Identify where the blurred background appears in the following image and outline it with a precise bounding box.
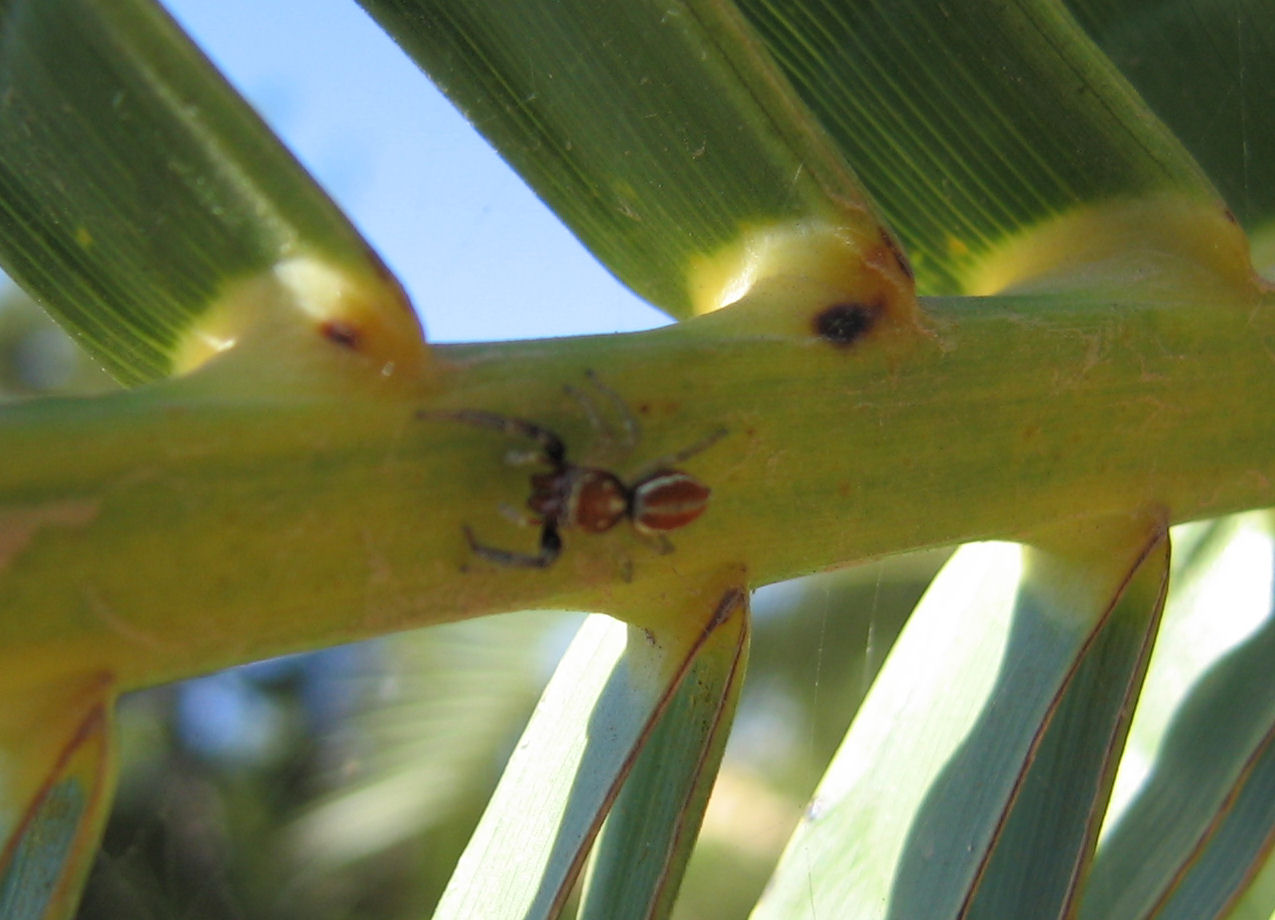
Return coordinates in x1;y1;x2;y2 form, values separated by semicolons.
0;1;946;916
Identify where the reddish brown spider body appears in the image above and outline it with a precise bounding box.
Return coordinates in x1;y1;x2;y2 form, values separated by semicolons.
530;466;626;533
530;465;711;537
421;389;723;568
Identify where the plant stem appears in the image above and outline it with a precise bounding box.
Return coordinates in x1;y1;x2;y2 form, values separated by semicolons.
3;282;1272;691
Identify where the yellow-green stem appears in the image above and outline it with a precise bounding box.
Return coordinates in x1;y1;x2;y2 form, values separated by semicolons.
3;283;1272;693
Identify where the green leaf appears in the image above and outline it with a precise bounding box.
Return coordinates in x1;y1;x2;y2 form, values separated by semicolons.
367;0;1250;299
580;592;749;920
357;0;911;321
753;518;1168;918
1167;743;1275;919
0;674;115;920
434;589;746;920
0;0;417;384
731;0;1245;295
1223;826;1275;920
967;530;1168;917
1065;0;1275;242
1081;515;1275;919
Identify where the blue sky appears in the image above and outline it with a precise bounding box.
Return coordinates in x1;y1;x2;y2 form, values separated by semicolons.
163;0;667;343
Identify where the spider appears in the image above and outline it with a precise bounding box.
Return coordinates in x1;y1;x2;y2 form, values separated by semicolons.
422;378;726;568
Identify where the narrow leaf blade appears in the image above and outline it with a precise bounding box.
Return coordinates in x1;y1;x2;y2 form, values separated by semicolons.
0;0;417;383
0;674;115;920
753;517;1167;919
967;530;1169;917
579;592;750;920
1066;0;1275;241
358;0;912;320
434;589;748;920
732;0;1246;295
1082;516;1275;919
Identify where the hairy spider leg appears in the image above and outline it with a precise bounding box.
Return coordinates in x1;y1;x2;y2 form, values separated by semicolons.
562;374;640;459
418;408;567;468
584;368;641;450
562;382;610;445
630;426;729;482
636;532;676;555
498;503;541;528
464;522;563;568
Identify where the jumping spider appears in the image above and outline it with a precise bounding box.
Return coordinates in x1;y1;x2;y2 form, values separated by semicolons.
422;375;726;568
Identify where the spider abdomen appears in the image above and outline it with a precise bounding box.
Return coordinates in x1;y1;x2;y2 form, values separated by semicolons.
630;471;711;534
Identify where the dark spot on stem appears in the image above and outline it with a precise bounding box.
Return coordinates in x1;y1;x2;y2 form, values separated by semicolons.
320;319;362;350
813;302;880;347
1223;208;1239;225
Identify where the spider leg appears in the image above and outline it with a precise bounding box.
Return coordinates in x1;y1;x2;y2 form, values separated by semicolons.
563;370;640;454
464;523;562;569
635;531;675;555
563;382;610;442
631;427;728;480
584;369;640;450
497;503;540;527
418;408;566;467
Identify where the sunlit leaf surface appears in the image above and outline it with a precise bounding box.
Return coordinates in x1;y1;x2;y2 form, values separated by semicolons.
580;593;749;920
1082;515;1275;919
755;520;1169;919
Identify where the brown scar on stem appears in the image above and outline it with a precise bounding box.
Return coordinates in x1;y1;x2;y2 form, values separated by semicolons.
880;228;915;283
813;301;883;347
320;319;363;349
0;500;101;574
0;682;114;884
